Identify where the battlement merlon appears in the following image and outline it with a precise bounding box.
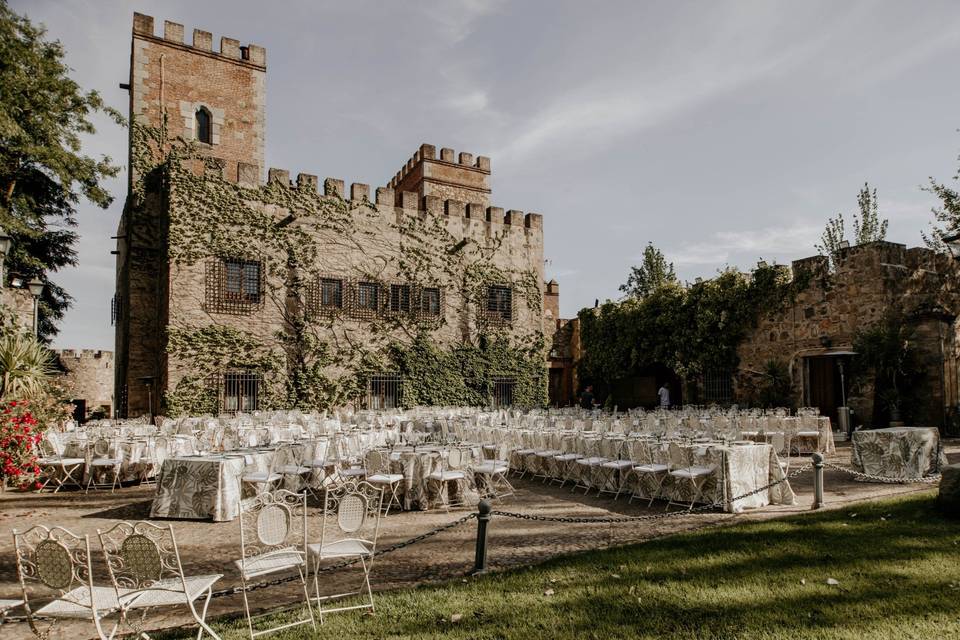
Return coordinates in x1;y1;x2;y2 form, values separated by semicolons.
387;144;492;207
132;13;266;67
54;349;114;361
259;166;542;233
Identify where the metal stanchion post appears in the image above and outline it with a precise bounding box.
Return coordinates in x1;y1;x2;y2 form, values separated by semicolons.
472;500;492;575
812;452;824;509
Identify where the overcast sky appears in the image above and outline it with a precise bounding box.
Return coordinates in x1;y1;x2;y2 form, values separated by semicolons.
14;0;960;350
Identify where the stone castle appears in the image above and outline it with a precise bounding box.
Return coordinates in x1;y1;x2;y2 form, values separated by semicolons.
113;14;550;417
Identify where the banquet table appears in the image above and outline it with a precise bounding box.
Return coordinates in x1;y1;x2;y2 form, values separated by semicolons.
62;435;197;483
385;447;481;511
851;427;947;480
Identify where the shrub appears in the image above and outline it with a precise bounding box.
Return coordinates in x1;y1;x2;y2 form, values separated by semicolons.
0;400;42;490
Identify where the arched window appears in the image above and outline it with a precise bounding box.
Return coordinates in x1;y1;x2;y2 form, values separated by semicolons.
195;107;212;144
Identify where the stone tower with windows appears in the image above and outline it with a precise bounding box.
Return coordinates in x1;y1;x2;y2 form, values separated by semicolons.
114;14;267;416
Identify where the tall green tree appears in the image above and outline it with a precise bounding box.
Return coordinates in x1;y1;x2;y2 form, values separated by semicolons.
0;1;121;340
619;242;677;299
816;182;887;269
923;146;960;251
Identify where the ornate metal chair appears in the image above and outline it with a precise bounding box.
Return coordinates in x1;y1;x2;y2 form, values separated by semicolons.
85;438;123;493
36;437;85;493
235;489;315;639
308;480;384;623
97;521;223;639
364;450;404;516
13;525;121;640
427;447;468;512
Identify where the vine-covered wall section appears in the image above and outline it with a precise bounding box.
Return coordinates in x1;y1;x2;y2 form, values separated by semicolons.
124;122;547;415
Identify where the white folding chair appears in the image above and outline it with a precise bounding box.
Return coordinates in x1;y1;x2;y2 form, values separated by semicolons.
36;438;85;493
85;438;122;494
13;525;120;640
364;450;404;516
666;443;716;511
629;443;671;507
309;480;384;623
427;448;468;511
598;440;635;499
236;490;315;639
97;521;222;639
572;439;607;495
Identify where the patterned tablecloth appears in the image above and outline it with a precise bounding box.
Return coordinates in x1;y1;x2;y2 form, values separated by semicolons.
62;436;197;483
851;427;947;480
386;448;481;511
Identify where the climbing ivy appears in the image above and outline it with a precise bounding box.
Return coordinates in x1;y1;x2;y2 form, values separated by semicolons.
126;121;546;415
578;264;812;390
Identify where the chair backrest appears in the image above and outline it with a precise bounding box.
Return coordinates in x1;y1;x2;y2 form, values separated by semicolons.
319;481;384;556
446;448;465;470
238;490;307;565
13;525;99;630
667;442;689;467
38;437;58;459
97;521;185;595
365;449;388;475
93;438;112;458
274;443;304;473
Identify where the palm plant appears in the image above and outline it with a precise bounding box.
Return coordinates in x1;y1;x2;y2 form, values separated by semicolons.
0;332;56;400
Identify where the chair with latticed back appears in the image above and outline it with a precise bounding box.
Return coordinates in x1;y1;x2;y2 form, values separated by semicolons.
427;447;469;512
35;437;85;493
364;450;404;516
85;438;122;494
308;480;384;623
235;489;315;639
13;525;121;640
97;521;223;639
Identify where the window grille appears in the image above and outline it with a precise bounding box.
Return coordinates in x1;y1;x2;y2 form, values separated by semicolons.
418;286;442;319
491;376;516;408
486;285;513;323
703;369;733;405
207;370;261;414
388;284;411;314
205;258;264;314
349;281;381;319
110;295;121;326
196;107;212;144
367;374;402;410
305;276;343;317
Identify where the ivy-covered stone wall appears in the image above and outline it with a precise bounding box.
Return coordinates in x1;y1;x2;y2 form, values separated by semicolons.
119;122;548;415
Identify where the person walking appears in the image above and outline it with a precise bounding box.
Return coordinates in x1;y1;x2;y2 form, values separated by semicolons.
580;384;596;410
657;382;671;409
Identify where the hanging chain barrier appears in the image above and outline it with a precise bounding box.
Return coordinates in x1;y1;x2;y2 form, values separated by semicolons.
209;512;477;599
822;461;943;485
490;463;813;524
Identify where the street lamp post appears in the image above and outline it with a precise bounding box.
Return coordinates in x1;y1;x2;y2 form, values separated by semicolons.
27;277;44;337
0;229;11;288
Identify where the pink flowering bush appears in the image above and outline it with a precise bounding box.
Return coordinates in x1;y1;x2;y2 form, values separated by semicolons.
0;400;43;490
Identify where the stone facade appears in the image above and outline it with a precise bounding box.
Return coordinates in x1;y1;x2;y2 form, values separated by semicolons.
736;241;960;429
0;287;34;332
114;13;547;417
54;350;114;421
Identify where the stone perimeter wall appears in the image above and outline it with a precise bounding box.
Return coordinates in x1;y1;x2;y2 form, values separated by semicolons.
54;350;114;419
736;241;960;426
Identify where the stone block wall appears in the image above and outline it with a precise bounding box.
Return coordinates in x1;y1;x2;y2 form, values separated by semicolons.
54;350;114;419
0;287;34;332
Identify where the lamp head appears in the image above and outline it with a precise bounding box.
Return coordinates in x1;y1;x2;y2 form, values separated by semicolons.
27;277;44;297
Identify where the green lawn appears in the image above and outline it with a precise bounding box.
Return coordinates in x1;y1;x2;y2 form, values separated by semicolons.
169;493;960;640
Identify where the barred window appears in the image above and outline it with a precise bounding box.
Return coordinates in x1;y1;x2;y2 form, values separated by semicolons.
420;287;441;317
357;282;379;311
367;374;402;410
196;107;212;144
222;370;260;413
389;284;411;313
321;278;343;308
486;285;513;322
205;258;264;314
492;376;516;408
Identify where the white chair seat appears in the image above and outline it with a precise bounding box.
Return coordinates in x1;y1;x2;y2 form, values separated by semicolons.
90;458;122;466
554;453;580;461
235;547;304;579
119;574;222;608
474;463;509;475
601;460;634;469
305;459;330;468
428;470;465;481
39;457;84;466
797;431;820;437
482;444;497;451
535;450;560;457
367;473;404;484
670;466;714;479
278;464;309;475
0;598;23;612
241;471;282;483
35;586;120;618
308;539;372;558
514;448;536;455
340;467;367;477
576;457;607;466
634;463;670;473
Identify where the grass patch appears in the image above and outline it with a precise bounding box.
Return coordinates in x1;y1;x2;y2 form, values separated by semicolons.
167;493;960;639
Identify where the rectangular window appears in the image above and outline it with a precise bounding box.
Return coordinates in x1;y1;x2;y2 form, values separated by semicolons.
486;285;513;322
492;376;516;408
420;287;441;317
367;374;402;410
223;371;260;413
320;278;343;308
357;282;379;311
205;257;263;314
389;284;411;313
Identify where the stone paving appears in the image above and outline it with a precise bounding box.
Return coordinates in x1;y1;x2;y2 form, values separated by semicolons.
0;441;954;639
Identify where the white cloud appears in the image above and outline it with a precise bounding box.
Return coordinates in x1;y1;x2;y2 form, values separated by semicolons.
669;223;822;267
